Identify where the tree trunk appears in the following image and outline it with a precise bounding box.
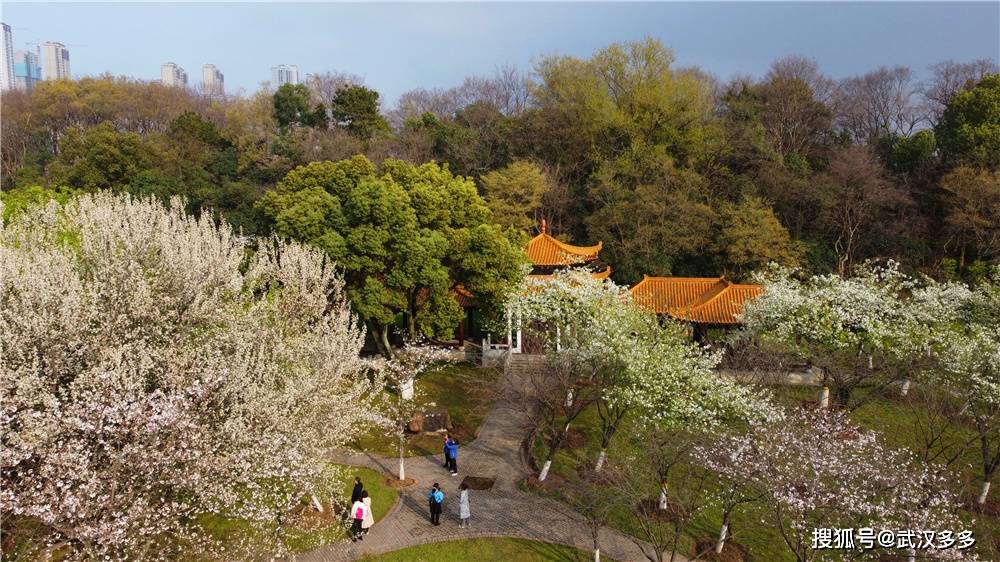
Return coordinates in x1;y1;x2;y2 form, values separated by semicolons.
369;322;395;359
593;548;600;562
539;423;570;481
977;480;991;505
399;432;406;480
539;460;552;481
716;510;731;554
310;492;324;513
595;449;607;472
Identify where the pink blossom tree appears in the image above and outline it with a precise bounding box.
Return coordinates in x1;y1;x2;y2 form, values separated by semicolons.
0;194;382;560
697;408;970;562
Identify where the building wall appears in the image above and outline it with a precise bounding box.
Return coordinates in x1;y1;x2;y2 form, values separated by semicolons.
0;23;15;91
161;62;187;87
272;64;299;86
42;42;70;80
13;50;41;91
202;63;224;95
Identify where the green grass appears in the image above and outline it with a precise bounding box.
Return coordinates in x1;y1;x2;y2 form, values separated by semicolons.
360;538;612;561
530;384;1000;562
349;361;498;457
199;465;398;555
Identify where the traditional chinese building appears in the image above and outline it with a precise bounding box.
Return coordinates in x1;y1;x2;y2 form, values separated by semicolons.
478;223;763;355
525;220;611;281
629;276;763;338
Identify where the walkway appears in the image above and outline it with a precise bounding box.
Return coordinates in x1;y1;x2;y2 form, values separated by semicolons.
296;359;676;562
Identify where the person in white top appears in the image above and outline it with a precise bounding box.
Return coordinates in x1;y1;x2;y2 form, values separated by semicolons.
459;482;471;528
361;490;374;534
350;496;367;541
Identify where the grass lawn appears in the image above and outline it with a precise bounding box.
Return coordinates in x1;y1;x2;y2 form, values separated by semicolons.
529;383;1000;562
200;464;398;555
359;537;612;561
5;465;400;561
349;361;498;457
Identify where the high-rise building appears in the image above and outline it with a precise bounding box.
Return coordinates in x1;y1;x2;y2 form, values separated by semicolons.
42;41;71;80
13;50;41;92
201;63;224;96
272;64;299;87
160;62;187;88
0;23;15;91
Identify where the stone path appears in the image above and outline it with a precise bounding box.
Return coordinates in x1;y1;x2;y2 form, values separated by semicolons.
295;361;677;562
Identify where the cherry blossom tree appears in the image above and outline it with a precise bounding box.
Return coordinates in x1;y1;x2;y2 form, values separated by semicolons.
508;270;761;478
932;273;1000;506
0;193;381;560
365;343;452;481
697;407;970;562
739;262;952;409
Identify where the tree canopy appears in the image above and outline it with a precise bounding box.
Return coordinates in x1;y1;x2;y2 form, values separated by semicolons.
258;155;525;354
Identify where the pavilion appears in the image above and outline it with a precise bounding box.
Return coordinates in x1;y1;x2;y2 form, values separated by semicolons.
479;221;763;355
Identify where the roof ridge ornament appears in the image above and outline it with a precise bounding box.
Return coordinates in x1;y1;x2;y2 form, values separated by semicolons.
540;218;547;235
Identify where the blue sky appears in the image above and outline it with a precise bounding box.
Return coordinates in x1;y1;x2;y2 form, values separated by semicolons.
3;2;998;105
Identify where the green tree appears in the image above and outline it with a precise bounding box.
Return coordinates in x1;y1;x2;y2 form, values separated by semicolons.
258;156;524;355
45;123;158;191
273;83;328;129
715;196;802;277
330;85;390;140
936;73;1000;169
479;160;550;231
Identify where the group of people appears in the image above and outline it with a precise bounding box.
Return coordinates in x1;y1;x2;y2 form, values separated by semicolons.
427;481;471;528
348;476;375;542
428;433;471;527
347;434;470;541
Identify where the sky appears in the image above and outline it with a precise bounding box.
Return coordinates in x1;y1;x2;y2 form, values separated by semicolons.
3;2;998;105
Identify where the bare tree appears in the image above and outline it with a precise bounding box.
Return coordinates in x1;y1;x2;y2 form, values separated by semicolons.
567;467;626;562
305;71;363;104
819;146;911;274
617;428;712;562
835;66;923;144
766;55;837;104
503;351;601;482
923;59;999;123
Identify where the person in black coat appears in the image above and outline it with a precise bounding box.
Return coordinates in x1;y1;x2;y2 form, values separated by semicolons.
351;476;364;504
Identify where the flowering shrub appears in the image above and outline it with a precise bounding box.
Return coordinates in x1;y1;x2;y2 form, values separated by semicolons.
0;193;380;559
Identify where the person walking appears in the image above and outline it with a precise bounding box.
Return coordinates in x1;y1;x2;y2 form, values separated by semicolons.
446;438;459;475
427;483;444;525
361;490;374;535
458;482;471;528
350;495;366;541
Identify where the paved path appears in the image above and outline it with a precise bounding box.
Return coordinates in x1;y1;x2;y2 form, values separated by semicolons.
296;366;674;562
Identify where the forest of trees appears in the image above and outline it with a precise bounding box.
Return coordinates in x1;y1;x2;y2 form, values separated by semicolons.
3;38;998;289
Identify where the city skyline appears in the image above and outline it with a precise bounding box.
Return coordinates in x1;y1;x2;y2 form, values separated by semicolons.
1;2;998;104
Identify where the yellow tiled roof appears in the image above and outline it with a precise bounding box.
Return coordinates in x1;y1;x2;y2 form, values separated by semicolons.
630;276;762;325
526;232;602;267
